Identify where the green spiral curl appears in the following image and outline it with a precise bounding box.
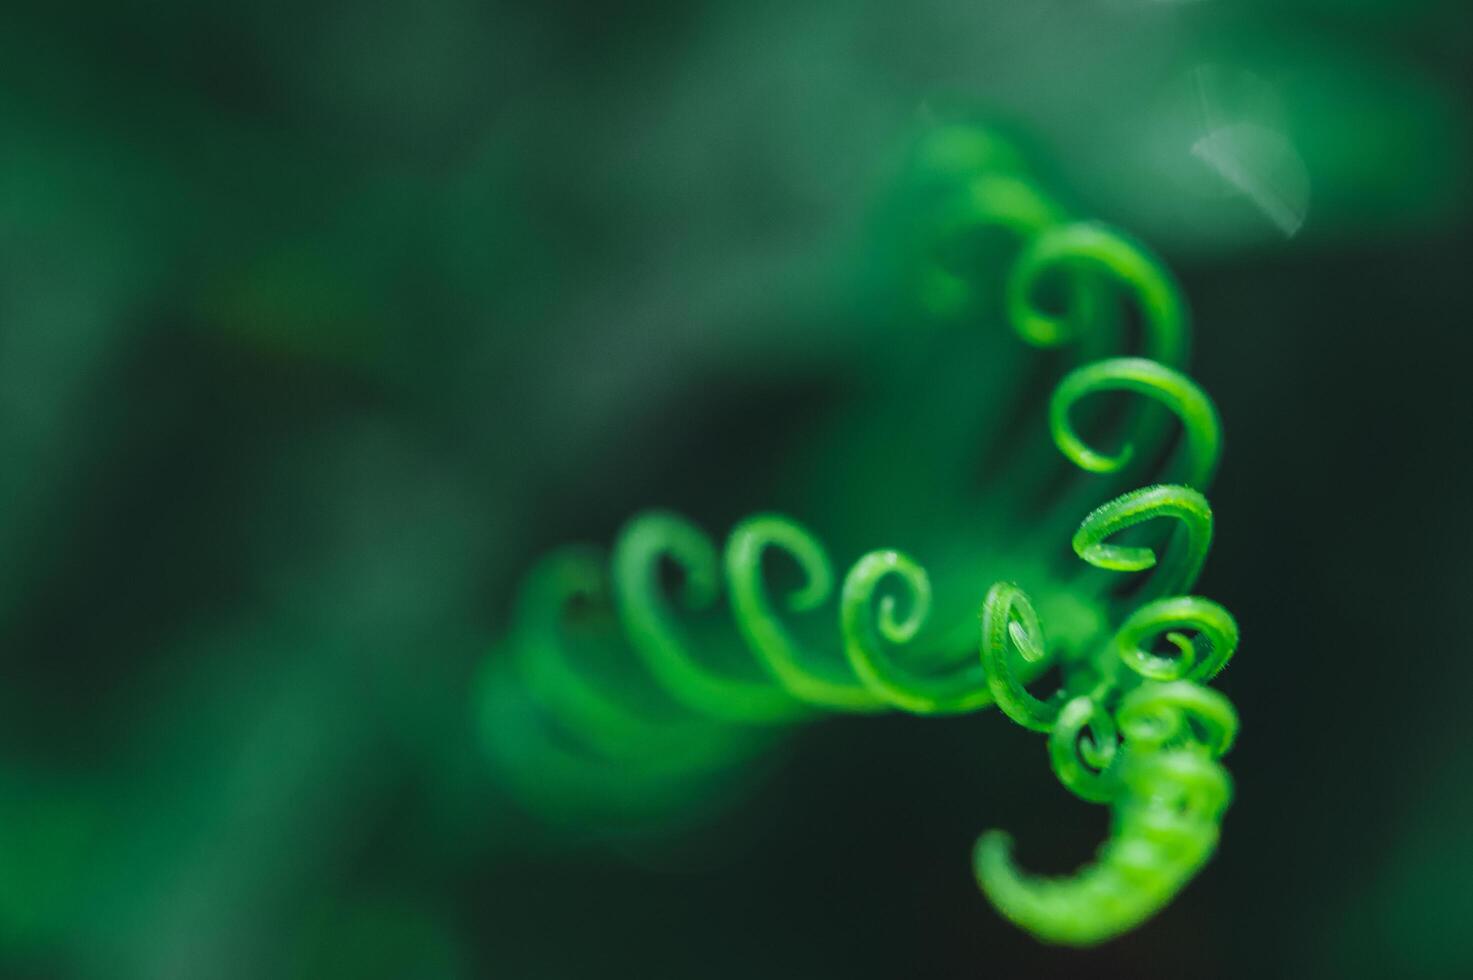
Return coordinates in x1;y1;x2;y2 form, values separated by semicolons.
614;511;807;725
979;582;1060;732
841;549;1001;716
922;172;1078;321
1072;484;1214;602
1112;596;1239;685
726;515;884;713
1047;694;1120;804
1116;681;1238;758
478;120;1246;947
974;538;1241;944
509;547;744;769
975;738;1233;946
1049;357;1222;490
1007;221;1188;366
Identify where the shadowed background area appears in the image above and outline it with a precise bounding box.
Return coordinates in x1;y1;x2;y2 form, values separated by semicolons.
0;0;1470;977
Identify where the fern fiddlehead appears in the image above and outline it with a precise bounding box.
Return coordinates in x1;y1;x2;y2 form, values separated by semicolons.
477;120;1245;947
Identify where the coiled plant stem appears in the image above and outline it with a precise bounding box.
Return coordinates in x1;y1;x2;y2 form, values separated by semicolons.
478;120;1244;947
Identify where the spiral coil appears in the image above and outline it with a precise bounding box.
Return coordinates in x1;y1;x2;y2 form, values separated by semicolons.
477;120;1242;945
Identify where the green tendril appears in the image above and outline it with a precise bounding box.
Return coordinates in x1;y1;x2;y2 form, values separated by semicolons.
613;512;805;725
976;698;1234;946
726;515;885;712
838;550;994;715
1112;595;1239;684
974;486;1236;946
1116;681;1238;758
979;581;1060;731
922;174;1088;318
1049;357;1222;489
978;745;1231;943
1072;484;1214;601
483;122;1246;949
1048;694;1120;803
513;548;733;763
1007;222;1188;366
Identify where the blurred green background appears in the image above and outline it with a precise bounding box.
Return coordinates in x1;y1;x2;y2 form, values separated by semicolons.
1;0;1470;976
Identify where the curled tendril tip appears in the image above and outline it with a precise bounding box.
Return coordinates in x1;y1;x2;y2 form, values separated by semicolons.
479;121;1246;949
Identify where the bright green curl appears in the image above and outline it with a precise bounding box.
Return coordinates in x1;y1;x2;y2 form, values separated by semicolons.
727;515;884;713
975;682;1237;946
478;120;1245;948
975;488;1240;945
615;511;807;725
1050;357;1221;489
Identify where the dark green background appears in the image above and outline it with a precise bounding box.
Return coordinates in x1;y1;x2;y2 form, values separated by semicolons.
1;0;1470;976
